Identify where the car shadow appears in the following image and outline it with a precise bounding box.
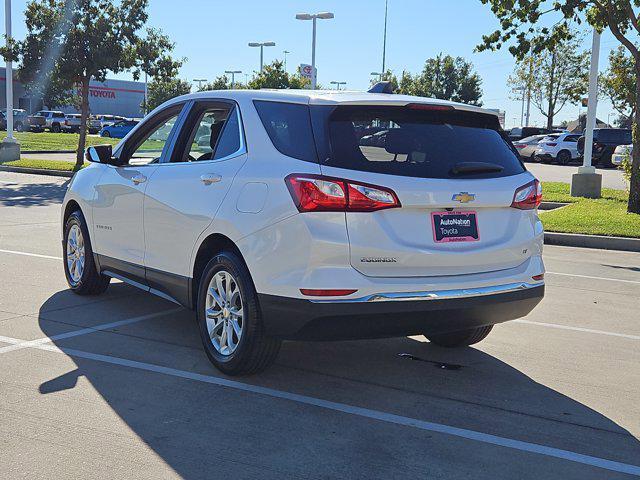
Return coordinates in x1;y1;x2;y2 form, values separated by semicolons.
36;291;640;479
0;179;69;207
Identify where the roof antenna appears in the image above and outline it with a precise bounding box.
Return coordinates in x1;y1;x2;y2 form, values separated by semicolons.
368;81;394;94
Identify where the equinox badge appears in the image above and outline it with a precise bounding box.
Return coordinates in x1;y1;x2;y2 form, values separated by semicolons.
451;192;476;203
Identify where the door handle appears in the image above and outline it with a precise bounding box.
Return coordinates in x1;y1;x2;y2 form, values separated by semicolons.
200;174;222;185
131;174;147;185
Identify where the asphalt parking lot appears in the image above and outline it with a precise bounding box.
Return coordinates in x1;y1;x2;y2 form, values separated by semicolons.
0;171;639;479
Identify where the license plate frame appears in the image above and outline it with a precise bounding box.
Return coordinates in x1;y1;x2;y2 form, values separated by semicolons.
431;211;480;243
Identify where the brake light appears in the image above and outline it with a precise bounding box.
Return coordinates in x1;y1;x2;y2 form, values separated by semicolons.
546;142;557;147
515;144;526;149
300;289;357;297
406;103;454;112
511;179;542;210
285;174;401;212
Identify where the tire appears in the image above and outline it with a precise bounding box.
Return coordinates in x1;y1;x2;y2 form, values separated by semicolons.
51;123;61;133
63;210;110;295
556;150;571;165
102;131;111;138
196;251;281;376
425;325;493;348
15;122;24;132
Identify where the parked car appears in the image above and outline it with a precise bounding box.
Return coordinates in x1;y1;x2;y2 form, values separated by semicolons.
533;132;582;165
513;134;548;161
508;126;553;141
577;128;633;167
62;89;545;375
612;144;633;166
27;110;67;133
63;114;102;134
1;108;29;132
360;130;388;147
95;114;126;129
99;119;138;138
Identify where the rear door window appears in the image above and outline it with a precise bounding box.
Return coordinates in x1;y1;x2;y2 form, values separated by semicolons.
311;105;525;179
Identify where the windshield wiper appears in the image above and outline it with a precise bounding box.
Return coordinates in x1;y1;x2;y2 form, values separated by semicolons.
450;162;504;175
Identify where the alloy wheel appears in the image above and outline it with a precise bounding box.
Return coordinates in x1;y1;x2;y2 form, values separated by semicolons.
205;270;244;356
66;224;85;284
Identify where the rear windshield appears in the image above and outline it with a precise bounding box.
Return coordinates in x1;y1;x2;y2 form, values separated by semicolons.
594;129;632;144
311;105;525;179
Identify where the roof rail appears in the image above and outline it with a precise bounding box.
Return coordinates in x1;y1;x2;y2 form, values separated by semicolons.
368;81;395;94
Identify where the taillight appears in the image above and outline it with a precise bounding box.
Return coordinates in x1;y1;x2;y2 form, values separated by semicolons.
546;142;557;147
285;174;401;212
515;144;526;149
511;179;542;210
406;103;454;112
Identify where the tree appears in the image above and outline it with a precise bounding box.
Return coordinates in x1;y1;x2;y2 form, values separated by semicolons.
146;77;191;111
476;0;640;213
414;54;483;105
601;45;636;125
5;0;179;169
248;61;310;90
509;37;589;129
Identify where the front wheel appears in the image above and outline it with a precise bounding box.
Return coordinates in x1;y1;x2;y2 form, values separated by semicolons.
425;325;493;348
101;131;111;138
556;150;571;165
63;210;110;295
197;252;281;376
50;123;61;133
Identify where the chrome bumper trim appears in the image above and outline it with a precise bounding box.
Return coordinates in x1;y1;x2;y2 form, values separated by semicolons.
310;282;543;304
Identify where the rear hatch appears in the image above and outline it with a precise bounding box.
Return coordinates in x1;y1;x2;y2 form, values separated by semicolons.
28;114;46;127
310;103;539;278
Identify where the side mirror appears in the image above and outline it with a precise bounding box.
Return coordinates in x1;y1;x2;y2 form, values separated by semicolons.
86;145;115;164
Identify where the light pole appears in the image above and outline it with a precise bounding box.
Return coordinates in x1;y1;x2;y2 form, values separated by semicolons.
515;86;526;126
1;0;19;161
330;81;346;90
296;12;334;89
225;70;242;89
193;78;208;91
381;0;388;74
371;71;384;82
248;42;276;73
571;28;602;199
283;50;291;72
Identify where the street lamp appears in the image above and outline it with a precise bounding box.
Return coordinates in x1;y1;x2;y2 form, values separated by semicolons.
193;78;208;91
283;50;291;72
330;81;346;90
225;70;242;89
295;11;334;89
2;0;20;161
371;71;384;82
248;42;276;73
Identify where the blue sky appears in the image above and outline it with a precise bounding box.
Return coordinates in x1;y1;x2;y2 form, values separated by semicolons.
6;0;623;128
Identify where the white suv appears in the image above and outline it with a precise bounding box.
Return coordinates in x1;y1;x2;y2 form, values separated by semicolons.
534;132;581;165
61;89;545;375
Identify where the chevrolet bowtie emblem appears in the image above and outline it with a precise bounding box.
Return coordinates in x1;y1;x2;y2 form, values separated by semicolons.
451;192;476;203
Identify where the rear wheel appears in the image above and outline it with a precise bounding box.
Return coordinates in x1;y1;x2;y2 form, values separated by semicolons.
63;210;110;295
556;150;571;165
51;123;61;133
425;325;493;348
102;131;111;138
197;252;281;376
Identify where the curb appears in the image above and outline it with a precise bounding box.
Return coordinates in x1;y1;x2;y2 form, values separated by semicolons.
544;232;640;253
24;150;76;154
0;165;74;178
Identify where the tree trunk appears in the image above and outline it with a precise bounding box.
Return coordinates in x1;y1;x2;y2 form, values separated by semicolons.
546;52;556;130
628;67;640;214
75;77;90;170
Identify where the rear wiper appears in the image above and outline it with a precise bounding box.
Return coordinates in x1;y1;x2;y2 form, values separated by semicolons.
450;162;504;175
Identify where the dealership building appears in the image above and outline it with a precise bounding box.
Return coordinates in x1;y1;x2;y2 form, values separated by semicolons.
1;70;145;118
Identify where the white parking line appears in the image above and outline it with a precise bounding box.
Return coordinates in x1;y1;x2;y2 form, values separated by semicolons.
0;248;62;260
513;319;640;340
0;308;182;355
0;335;637;476
546;271;640;285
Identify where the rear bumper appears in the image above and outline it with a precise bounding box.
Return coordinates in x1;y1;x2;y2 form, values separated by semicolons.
259;282;544;340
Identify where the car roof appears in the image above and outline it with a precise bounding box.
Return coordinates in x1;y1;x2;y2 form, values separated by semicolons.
157;89;497;118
